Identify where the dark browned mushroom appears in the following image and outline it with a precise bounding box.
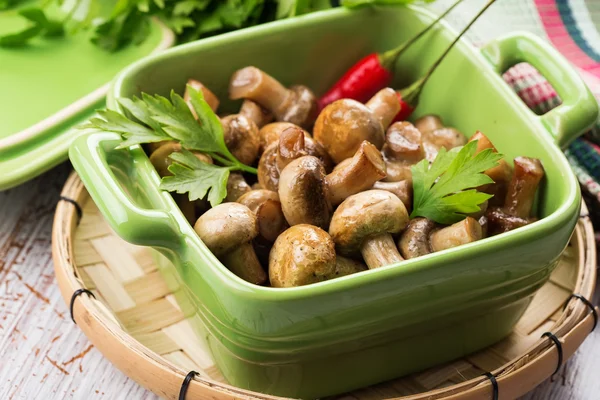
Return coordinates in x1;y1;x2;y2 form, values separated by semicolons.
429;217;483;252
398;217;436;259
329;190;409;269
485;207;536;235
313;88;400;164
504;157;545;218
277;156;332;229
225;173;251;202
237;190;287;242
221;114;260;165
194;203;267;285
269;224;336;288
229;67;317;129
372;179;412;212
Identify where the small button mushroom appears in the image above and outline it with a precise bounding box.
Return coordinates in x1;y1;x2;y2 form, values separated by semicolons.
504;157;545;218
184;79;220;116
414;114;443;134
278;156;332;229
398;217;436;259
486;207;537;235
324;140;386;206
331;256;368;278
221;114;260;166
229;66;317;129
372;179;412;212
382;157;413;182
240;99;273;129
383;121;425;163
237;190;287;242
194;203;267;285
329;190;409;269
257;128;332;191
313;88;400;164
225;173;251;202
429;217;483;253
269;224;336;288
149;142;213;178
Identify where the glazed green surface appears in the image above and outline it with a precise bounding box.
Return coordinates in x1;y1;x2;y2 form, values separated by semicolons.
0;5;171;190
69;5;596;398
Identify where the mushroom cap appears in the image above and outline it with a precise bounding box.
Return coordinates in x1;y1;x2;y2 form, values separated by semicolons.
240;99;273;129
313;99;384;164
221;114;260;166
278;156;332;229
398;217;435;259
329;190;409;255
383;121;425;163
194;203;258;255
257;142;280;191
258;122;304;154
269;224;336;288
280;85;318;129
185;79;220;113
225;173;251;202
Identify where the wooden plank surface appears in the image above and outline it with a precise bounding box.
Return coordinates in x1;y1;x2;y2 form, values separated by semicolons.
0;163;598;400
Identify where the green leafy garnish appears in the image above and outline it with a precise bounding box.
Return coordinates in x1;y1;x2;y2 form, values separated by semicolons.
411;140;503;224
83;85;256;207
0;7;63;47
160;150;230;206
342;0;436;7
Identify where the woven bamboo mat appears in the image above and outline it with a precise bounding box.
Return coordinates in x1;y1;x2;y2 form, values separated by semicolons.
60;185;594;399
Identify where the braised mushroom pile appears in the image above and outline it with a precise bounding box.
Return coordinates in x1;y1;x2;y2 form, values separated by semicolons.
145;67;545;288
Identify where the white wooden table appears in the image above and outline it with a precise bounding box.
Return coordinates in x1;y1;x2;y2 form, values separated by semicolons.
1;163;598;400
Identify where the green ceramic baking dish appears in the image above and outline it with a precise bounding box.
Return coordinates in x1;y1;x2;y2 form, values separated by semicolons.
68;4;598;399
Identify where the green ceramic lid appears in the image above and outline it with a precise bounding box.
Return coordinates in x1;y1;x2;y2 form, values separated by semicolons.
0;5;174;190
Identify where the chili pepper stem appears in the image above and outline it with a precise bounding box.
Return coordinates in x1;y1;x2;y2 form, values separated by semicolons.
401;0;497;110
378;0;465;70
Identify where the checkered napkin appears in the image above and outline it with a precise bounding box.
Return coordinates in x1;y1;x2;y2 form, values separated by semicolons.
428;0;600;241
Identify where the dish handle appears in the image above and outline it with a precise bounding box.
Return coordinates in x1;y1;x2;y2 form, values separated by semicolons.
69;131;183;250
481;31;598;149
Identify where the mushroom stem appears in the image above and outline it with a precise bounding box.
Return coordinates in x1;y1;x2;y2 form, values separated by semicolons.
469;131;512;184
383;159;412;182
184;79;220;114
240;100;273;128
221;243;267;285
360;233;404;269
373;179;412;211
486;207;536;235
229;67;290;115
430;217;482;252
414;114;443;133
325;141;386;205
398;217;435;259
277;126;307;171
504;157;544;218
365;88;401;130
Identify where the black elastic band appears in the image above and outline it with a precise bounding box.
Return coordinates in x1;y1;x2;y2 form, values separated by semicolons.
69;288;95;324
59;196;83;222
567;293;598;331
179;371;199;400
483;372;498;400
542;332;563;377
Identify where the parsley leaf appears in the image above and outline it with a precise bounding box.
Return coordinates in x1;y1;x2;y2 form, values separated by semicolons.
0;7;64;47
411;140;503;224
159;149;230;206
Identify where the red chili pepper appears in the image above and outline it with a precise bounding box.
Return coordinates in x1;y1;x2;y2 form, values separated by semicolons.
393;92;414;123
318;0;464;111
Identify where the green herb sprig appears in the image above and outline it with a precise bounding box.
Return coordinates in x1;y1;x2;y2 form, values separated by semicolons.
411;140;503;224
82;85;256;206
